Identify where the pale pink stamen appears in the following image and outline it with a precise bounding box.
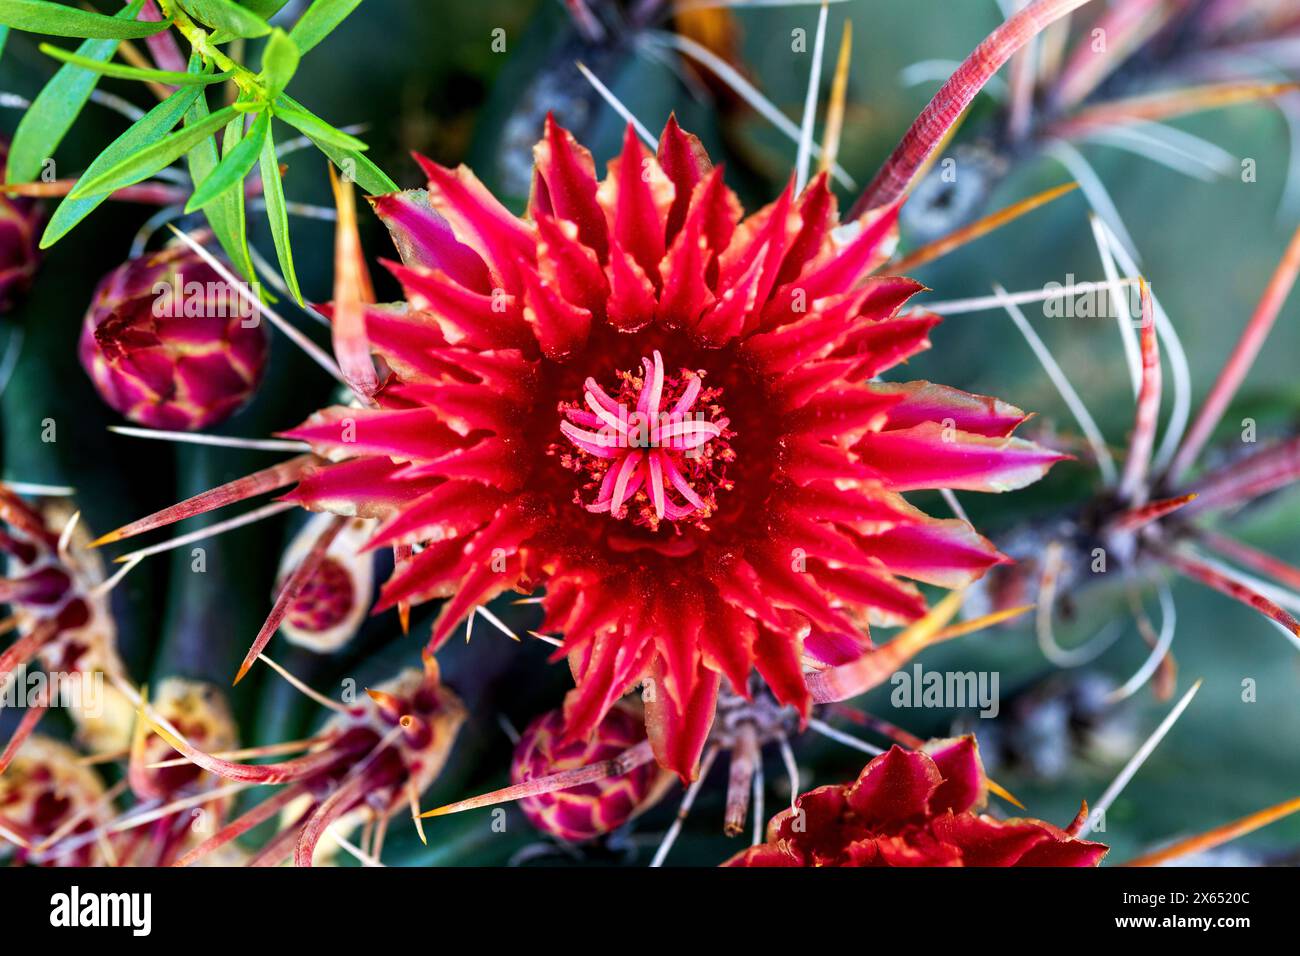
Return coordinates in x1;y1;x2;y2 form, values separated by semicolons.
646;351;665;446
565;409;605;429
588;464;621;512
584;378;621;414
661;456;706;510
560;421;621;458
636;359;654;418
611;451;644;514
563;352;725;523
670;374;702;418
648;451;666;519
585;391;628;434
661;420;722;441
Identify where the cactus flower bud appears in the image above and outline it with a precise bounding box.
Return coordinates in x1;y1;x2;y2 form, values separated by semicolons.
78;242;268;430
510;706;658;842
0;139;42;314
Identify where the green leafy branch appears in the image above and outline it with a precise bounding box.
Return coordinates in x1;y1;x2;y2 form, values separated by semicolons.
0;0;398;305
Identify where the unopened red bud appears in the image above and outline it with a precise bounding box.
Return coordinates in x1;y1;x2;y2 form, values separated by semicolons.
78;242;268;430
510;706;657;842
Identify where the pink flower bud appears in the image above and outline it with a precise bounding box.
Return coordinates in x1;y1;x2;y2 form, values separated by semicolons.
0;140;42;314
78;243;268;430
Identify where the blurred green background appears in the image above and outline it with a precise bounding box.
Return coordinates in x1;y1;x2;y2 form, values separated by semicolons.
1;0;1297;866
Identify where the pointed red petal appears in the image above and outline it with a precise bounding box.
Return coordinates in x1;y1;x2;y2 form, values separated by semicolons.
533;113;609;259
370;189;492;292
415;155;537;291
596;125;673;285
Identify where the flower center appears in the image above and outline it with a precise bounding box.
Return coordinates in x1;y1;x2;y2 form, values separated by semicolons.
557;350;734;530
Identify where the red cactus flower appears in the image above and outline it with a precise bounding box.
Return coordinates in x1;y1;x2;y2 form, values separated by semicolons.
724;737;1107;867
78;242;268;431
100;116;1069;783
0;139;42;314
269;116;1064;781
511;705;658;841
93;0;1091;784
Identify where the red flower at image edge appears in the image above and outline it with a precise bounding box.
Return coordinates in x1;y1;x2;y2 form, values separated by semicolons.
725;737;1108;867
284;116;1066;780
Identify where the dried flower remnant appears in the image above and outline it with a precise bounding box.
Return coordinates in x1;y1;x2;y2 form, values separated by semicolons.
511;705;661;842
0;490;135;755
724;737;1107;867
78;242;268;431
0;736;117;867
147;655;465;867
114;678;239;866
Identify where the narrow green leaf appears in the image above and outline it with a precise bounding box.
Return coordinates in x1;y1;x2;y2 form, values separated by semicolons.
186;110;268;212
217;113;270;298
287;0;360;56
259;28;298;98
241;0;288;18
69;103;237;199
273;104;365;151
0;0;169;38
38;41;231;85
259;130;302;304
6;0;148;183
179;0;270;39
41;87;201;247
183;86;256;282
307;136;394;196
0;26;10;62
276;93;394;195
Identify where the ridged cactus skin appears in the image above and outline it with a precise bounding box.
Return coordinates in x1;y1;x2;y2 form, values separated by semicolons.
510;706;656;842
78;243;268;431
